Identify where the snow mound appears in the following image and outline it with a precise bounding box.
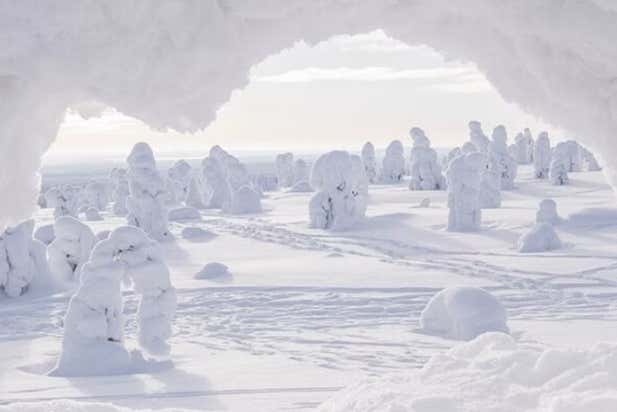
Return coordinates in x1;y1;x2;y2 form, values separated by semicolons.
181;227;216;242
287;180;313;193
195;262;231;280
518;223;562;253
34;224;55;245
420;287;509;340
168;206;201;221
320;332;617;412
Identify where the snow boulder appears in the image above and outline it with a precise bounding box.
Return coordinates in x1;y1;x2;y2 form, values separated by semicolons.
47;216;96;282
194;262;231;280
518;223;562;253
34;224;55;245
168;206;201;221
420;287;509;340
381;140;405;183
536;199;561;225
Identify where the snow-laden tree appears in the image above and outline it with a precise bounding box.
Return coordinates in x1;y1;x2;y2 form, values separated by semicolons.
549;142;570;185
514;130;534;164
564;140;583;172
224;158;262;214
446;152;484;232
185;176;206;209
461;141;478;154
53;226;176;376
81;181;109;212
48;216;96;282
126;143;171;241
293;158;309;184
489;125;517;190
45;185;79;219
361;142;378;184
381;140;405;183
309;151;368;230
0;220;49;297
166;159;192;204
533;132;551;179
468;120;490;153
536;199;561;225
581;146;601;171
479;150;501;209
276;152;295;188
110;168;130;216
444;147;462;169
408;127;446;191
201;156;231;209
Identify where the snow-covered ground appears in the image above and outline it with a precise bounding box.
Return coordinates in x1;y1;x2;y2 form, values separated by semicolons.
3;165;617;411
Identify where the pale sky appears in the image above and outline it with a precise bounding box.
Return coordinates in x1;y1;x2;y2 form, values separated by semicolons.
45;30;565;162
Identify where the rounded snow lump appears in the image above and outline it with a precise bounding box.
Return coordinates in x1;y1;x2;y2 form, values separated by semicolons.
195;262;230;280
420;287;509;340
518;223;562;253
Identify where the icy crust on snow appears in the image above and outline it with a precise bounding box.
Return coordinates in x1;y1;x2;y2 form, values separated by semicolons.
320;332;617;412
420;287;508;340
2;2;617;228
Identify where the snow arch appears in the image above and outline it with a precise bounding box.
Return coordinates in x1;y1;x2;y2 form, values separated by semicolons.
1;1;616;228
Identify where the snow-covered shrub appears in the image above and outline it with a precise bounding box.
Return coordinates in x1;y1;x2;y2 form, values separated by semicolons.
47;216;96;282
468;120;489;153
446;152;484;232
381;140;405;183
408;127;445;191
45;185;78;219
518;223;562;253
195;262;230;280
309;151;368;230
536;199;561;225
53;226;176;376
533;131;551;178
0;220;50;297
420;287;509;340
275;152;295;188
514;129;534;164
81;181;109;211
201;156;231;209
34;224;55;245
489;125;517;190
549;142;570;185
166;159;192;204
293;158;309;184
168;206;201;221
110;168;130;216
361;142;378;184
126;143;171;241
84;207;102;221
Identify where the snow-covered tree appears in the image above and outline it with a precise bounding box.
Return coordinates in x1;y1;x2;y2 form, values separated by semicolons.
381;140;405;183
48;216;96;282
53;226;176;376
110;168;130;216
489;125;517;190
461;141;478;154
45;185;79;219
84;207;103;221
446;152;484;232
468;120;489;153
167;159;192;204
0;220;50;297
533;132;551;179
361;142;378;184
564;140;583;172
514;130;534;164
201;156;231;209
126;143;171;241
444;147;462;169
408;127;446;191
549;142;570;185
536;199;561;225
581;146;601;171
479;150;500;209
81;181;109;211
293;158;309;184
276;152;295;188
309;151;368;230
185;176;206;209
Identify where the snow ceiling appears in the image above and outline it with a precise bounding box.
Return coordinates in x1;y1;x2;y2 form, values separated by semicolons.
1;0;616;228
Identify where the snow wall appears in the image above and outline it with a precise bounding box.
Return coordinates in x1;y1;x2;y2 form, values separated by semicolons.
1;0;616;228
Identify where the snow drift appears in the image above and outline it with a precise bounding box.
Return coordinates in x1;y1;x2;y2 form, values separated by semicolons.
1;1;617;228
319;332;617;412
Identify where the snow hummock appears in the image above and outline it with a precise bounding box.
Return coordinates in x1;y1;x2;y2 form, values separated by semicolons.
381;140;406;184
320;332;617;412
47;216;96;282
518;222;562;253
408;127;445;191
52;226;176;376
310;151;368;230
126;143;171;241
194;262;231;280
420;287;509;340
